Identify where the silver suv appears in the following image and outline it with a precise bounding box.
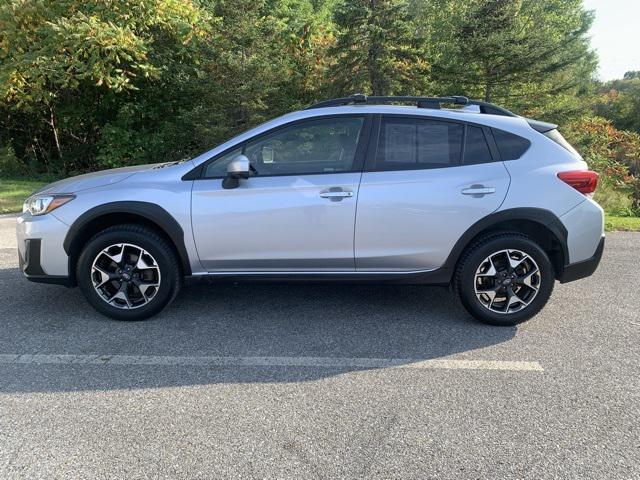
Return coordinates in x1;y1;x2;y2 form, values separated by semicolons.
17;95;604;326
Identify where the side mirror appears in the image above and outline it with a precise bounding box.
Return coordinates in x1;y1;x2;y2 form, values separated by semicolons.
222;155;250;189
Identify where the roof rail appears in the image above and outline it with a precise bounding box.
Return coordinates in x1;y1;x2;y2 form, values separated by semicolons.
306;94;518;117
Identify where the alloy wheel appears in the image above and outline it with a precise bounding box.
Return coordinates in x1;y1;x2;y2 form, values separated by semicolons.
473;249;541;315
91;243;161;309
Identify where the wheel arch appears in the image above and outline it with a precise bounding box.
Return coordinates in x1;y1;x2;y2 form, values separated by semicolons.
63;202;192;285
445;208;568;280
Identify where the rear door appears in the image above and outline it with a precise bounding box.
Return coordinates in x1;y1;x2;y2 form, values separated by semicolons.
355;115;510;271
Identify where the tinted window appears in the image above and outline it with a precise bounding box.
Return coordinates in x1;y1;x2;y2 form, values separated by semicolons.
492;128;531;160
374;117;463;171
464;126;493;164
244;117;364;176
204;147;242;178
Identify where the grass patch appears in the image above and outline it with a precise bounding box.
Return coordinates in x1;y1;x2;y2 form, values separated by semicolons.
605;215;640;232
0;179;48;214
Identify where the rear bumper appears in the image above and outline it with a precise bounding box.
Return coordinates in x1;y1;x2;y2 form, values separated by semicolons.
559;235;604;283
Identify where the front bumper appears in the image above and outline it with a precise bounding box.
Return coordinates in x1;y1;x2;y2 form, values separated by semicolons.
16;213;73;286
559;235;605;283
18;238;74;285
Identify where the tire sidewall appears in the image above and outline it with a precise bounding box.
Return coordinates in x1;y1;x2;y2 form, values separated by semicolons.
458;236;554;326
77;228;179;321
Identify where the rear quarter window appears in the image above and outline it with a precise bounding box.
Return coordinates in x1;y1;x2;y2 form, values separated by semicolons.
491;128;531;160
463;126;493;165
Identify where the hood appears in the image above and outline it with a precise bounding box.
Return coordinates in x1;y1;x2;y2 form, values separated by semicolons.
34;163;169;195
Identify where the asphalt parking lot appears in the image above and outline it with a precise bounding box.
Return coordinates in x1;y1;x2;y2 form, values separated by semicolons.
0;214;638;479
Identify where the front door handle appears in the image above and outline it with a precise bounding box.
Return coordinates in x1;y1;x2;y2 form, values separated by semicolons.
461;185;496;197
319;188;354;201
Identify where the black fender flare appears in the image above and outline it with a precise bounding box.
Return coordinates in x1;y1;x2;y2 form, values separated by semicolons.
63;201;192;276
440;207;569;273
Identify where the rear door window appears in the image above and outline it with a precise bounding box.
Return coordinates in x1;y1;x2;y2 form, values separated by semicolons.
374;117;463;171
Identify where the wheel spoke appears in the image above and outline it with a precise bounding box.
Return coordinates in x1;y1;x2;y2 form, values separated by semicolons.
476;255;498;277
102;244;125;264
481;289;499;309
506;288;528;310
517;268;539;290
109;282;132;308
135;250;158;272
132;278;159;300
92;265;118;288
475;283;499;294
486;290;497;306
508;250;530;271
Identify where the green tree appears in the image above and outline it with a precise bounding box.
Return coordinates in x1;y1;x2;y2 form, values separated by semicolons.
0;0;628;185
425;0;596;119
595;74;640;134
328;0;429;96
97;0;330;166
0;0;210;173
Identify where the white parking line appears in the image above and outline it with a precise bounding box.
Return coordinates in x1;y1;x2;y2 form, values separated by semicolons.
0;354;543;372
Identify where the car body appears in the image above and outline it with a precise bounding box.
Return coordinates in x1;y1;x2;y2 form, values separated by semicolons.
17;96;605;325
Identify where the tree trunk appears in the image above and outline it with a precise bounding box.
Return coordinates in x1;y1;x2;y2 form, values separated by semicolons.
484;79;493;102
48;106;63;168
367;0;383;95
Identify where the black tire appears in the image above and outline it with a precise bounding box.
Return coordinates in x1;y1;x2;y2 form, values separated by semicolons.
455;232;554;326
77;224;181;321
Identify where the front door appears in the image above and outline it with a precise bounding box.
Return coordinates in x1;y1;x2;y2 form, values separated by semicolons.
191;115;368;271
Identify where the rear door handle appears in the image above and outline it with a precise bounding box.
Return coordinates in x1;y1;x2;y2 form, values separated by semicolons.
320;189;354;200
461;185;496;196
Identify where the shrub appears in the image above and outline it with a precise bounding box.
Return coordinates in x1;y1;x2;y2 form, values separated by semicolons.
563;116;640;215
0;145;24;177
594;181;635;217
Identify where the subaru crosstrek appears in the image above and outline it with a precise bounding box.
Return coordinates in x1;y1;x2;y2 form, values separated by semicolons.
17;95;604;326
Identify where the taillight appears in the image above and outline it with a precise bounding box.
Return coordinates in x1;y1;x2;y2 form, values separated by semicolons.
557;170;598;195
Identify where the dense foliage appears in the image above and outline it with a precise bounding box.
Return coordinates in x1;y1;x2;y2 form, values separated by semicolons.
594;73;640;134
0;0;639;216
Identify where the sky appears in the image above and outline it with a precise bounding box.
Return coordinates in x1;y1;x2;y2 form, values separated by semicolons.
583;0;640;80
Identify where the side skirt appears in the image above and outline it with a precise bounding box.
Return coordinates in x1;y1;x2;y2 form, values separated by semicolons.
190;267;454;286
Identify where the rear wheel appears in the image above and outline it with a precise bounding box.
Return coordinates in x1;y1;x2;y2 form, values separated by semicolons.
77;224;181;321
455;233;555;326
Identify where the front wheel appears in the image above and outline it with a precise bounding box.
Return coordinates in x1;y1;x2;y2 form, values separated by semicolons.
77;224;181;321
455;233;555;326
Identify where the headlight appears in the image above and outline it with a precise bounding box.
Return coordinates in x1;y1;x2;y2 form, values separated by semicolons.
23;194;75;216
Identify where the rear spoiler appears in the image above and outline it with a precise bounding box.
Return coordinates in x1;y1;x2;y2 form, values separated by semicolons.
525;118;557;133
